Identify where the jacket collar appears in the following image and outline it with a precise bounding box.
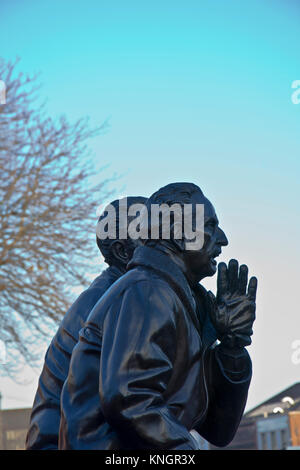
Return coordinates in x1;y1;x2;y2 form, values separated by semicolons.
128;246;218;345
193;283;218;347
90;264;123;289
106;264;124;280
128;245;201;332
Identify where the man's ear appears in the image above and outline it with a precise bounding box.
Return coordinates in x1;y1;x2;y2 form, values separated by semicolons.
110;240;131;265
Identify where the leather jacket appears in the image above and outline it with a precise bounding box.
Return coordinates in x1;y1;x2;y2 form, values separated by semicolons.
26;265;123;450
59;246;252;450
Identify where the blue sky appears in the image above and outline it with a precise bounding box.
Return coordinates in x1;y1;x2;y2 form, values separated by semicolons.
0;0;300;411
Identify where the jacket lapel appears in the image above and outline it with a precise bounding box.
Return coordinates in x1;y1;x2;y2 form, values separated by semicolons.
193;284;218;348
128;246;201;334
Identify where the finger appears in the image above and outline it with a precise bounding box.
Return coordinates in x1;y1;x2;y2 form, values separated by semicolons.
206;291;217;312
247;276;258;302
238;264;248;295
217;262;228;301
207;290;217;306
228;259;239;294
206;291;217;322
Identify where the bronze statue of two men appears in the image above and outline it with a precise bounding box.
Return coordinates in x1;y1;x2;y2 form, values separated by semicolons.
26;182;257;450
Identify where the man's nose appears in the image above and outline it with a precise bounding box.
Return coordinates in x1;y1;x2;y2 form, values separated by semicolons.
217;227;228;246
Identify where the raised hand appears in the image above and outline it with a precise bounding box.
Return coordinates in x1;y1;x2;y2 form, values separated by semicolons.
207;259;257;349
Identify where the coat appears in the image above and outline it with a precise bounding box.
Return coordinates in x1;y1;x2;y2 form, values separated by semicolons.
26;265;123;450
59;245;252;450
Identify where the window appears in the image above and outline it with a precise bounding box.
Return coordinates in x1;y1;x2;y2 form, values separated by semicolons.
271;431;277;450
280;428;289;449
261;432;268;450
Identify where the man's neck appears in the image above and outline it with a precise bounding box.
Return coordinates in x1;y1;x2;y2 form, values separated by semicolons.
146;241;198;288
109;263;126;276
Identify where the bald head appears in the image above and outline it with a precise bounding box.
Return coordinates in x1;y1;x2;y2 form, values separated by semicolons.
145;182;228;283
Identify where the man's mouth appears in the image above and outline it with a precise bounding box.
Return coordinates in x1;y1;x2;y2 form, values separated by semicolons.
210;250;221;266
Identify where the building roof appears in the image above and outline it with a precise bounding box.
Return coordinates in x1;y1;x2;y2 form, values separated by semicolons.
245;382;300;419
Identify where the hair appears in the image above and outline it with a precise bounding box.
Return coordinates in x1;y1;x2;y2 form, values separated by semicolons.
96;196;147;265
147;182;203;206
142;182;204;246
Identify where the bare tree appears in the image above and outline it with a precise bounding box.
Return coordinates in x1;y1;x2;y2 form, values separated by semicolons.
0;58;113;376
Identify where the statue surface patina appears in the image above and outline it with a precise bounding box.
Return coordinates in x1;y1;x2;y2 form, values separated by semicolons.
57;182;257;450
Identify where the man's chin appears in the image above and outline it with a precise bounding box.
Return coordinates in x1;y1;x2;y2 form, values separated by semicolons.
197;262;217;281
207;264;217;276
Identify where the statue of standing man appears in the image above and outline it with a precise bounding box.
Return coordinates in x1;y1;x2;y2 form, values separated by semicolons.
59;182;257;450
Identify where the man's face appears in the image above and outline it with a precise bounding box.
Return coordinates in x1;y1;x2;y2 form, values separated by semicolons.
183;192;228;283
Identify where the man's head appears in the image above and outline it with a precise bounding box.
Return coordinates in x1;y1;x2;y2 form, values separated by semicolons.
96;196;147;271
144;182;228;284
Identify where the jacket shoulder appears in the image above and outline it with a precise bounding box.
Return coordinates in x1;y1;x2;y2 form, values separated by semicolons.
85;266;179;329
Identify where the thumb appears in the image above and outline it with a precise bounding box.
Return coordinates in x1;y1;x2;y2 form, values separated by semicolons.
207;290;217;311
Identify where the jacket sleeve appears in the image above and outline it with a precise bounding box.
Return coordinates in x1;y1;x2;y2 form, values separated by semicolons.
99;280;197;450
195;343;252;447
26;287;102;450
25;328;73;450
